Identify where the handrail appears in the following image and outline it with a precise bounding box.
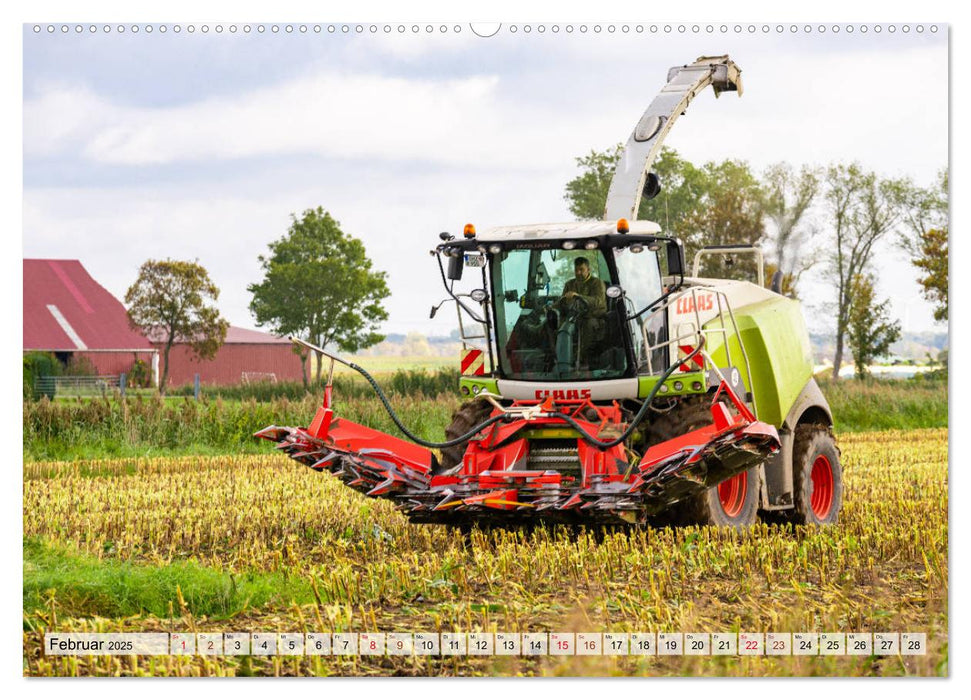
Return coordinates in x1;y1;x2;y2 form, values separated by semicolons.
634;285;758;416
692;245;765;287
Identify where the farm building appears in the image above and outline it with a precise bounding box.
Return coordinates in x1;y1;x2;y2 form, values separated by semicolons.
147;325;303;388
23;259;158;382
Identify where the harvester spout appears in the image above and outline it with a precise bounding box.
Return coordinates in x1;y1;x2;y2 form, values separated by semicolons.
604;55;743;221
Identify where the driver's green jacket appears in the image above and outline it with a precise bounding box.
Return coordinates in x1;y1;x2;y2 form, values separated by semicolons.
562;275;607;318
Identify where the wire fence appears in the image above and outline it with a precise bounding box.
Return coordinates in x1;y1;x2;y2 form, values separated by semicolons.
34;375;121;398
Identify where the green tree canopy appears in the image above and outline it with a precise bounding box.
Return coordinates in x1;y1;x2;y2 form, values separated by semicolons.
913;226;948;322
563;145;706;236
900;170;948;323
563;144;622;221
248;207;390;387
900;169;948;256
847;273;901;379
563;145;765;280
682;159;766;279
125;259;229;393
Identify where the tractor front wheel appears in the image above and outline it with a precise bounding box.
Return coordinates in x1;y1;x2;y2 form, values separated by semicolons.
646;396;760;529
437;397;495;474
789;424;843;525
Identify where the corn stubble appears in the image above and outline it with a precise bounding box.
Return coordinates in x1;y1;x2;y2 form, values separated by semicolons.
23;429;947;677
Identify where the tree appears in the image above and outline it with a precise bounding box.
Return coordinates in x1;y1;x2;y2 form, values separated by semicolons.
564;146;765;278
847;273;901;379
913;226;948;322
564;144;622;220
761;162;822;296
636;147;708;237
899;169;948;256
563;145;707;234
248;207;390;388
899;169;948;322
23;351;61;400
403;332;432;357
681;159;766;279
125;259;229;393
823;163;909;380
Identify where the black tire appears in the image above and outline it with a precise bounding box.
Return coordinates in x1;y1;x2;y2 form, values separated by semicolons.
789;424;843;525
645;396;760;529
438;397;495;473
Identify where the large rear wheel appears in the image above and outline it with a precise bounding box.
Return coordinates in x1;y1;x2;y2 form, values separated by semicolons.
789;424;843;525
645;396;760;529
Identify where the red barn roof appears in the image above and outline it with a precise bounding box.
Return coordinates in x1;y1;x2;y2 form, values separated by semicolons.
223;326;292;344
143;325;291;345
23;259;154;352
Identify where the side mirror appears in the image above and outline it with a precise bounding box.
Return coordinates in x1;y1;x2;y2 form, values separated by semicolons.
665;239;685;277
447;251;464;281
533;262;550;288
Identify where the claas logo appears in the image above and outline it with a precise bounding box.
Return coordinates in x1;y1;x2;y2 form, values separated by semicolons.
675;294;715;314
534;388;592;400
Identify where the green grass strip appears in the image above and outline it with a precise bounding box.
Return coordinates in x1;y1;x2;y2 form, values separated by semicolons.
820;376;948;432
23;538;314;620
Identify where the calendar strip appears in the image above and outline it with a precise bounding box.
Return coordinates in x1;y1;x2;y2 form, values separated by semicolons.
43;632;929;657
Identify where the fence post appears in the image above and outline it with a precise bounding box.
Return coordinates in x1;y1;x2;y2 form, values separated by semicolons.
120;373;127;398
194;373;201;401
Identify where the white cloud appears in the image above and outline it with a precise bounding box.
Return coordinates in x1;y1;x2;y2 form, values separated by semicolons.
662;44;948;183
24;70;622;171
24;40;946;184
23;85;111;157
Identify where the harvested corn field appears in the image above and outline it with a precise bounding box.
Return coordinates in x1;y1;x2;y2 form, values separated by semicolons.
23;429;947;676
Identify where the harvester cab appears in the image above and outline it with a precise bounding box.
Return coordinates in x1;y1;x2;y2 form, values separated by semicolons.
258;55;843;529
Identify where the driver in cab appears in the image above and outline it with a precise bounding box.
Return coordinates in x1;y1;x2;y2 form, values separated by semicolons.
557;256;607;362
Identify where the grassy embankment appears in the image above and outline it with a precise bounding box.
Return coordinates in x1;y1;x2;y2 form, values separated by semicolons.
25;370;946;462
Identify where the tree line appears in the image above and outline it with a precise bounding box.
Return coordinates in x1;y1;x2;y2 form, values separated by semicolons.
564;145;948;379
116;148;946;393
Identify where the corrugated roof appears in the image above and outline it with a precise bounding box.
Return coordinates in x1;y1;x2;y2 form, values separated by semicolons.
23;259;154;351
224;326;292;344
144;325;291;345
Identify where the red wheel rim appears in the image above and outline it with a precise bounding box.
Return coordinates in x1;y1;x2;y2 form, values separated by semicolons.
810;455;834;519
718;472;747;518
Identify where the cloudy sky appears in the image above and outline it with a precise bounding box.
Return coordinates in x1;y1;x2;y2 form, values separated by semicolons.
22;23;948;339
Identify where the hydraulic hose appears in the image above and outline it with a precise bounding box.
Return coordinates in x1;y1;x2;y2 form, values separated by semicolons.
546;337;704;450
342;338;705;452
348;361;509;448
